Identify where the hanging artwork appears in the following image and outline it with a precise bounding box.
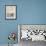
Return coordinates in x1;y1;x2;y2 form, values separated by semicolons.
18;24;46;41
5;5;16;20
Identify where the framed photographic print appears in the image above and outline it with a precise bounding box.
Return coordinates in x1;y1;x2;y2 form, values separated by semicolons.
5;5;16;20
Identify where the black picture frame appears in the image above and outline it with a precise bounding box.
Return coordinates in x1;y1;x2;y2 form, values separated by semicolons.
5;5;17;20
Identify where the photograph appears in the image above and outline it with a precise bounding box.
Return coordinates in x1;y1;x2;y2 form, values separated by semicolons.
18;24;46;46
5;5;16;20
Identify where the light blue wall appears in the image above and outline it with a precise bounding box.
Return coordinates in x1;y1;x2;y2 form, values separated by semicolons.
0;0;46;44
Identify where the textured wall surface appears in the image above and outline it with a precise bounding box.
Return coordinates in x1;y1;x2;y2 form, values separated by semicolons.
0;0;46;45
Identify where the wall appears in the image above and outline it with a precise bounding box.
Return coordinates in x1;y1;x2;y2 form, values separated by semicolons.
0;0;46;44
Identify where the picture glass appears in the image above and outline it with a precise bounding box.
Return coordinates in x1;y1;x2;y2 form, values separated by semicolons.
6;5;16;19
